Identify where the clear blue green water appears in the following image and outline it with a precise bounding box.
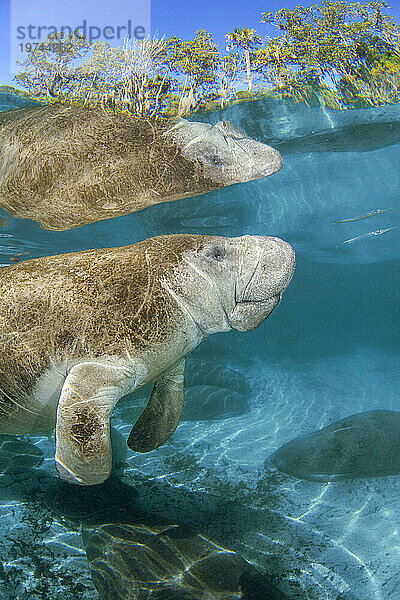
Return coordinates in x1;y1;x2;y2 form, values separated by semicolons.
0;94;399;599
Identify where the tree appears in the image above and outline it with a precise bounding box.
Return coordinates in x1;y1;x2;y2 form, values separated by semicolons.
216;52;244;108
168;29;220;113
257;1;400;107
14;3;400;117
14;32;91;101
225;27;263;92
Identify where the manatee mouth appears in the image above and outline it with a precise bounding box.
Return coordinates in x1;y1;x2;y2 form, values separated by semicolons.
227;137;283;180
229;293;282;331
237;293;281;313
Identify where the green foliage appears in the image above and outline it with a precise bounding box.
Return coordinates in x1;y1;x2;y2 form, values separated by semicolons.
258;1;400;107
226;27;263;52
169;29;219;91
226;27;263;92
12;2;400;118
165;29;221;114
14;32;91;101
77;37;178;117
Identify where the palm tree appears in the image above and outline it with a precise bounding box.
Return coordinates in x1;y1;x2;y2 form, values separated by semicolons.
225;27;263;93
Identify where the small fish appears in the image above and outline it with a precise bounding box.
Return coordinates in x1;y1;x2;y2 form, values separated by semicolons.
337;227;396;247
335;209;393;224
0;217;7;228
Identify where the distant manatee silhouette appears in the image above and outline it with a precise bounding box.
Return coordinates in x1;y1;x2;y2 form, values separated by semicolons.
182;359;251;421
267;410;400;482
275;121;400;154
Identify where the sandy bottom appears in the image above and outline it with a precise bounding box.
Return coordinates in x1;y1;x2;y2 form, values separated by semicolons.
0;346;398;599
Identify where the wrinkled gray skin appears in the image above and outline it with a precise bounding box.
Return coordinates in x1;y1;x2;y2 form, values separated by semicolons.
165;118;283;184
268;410;400;482
0;234;295;485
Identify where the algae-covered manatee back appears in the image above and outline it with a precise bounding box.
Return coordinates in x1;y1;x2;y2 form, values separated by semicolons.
0;105;282;230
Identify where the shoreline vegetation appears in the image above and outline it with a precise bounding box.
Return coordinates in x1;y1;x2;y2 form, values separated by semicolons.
6;1;400;119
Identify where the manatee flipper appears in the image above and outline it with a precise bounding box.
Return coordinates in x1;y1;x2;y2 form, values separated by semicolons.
55;362;134;485
128;359;185;453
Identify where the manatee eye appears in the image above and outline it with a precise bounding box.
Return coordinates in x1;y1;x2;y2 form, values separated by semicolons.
210;247;226;262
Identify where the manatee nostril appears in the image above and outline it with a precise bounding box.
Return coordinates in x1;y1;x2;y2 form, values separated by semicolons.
269;237;296;263
215;120;244;139
205;154;223;167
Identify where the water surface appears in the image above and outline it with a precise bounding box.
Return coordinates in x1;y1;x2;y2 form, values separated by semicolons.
0;93;399;600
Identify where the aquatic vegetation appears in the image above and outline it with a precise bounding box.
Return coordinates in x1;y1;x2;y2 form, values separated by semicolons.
337;227;396;247
268;410;400;481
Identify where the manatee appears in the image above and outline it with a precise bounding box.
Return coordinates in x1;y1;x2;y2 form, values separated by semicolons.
0;233;295;485
268;410;400;482
0;104;282;230
275;121;400;154
83;521;288;600
183;359;251;421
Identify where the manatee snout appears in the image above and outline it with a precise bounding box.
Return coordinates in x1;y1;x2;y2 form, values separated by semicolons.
231;236;295;332
238;236;295;301
256;236;295;295
213;121;283;181
166;118;283;186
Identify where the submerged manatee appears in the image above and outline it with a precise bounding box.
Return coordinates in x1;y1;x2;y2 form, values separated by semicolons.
183;359;251;421
268;410;400;482
275;121;400;154
83;522;288;600
0;233;295;485
0;105;282;230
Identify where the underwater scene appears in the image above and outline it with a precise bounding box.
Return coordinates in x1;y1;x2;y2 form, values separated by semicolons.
0;89;399;600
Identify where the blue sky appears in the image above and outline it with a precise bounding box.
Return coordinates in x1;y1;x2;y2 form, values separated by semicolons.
1;0;400;86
